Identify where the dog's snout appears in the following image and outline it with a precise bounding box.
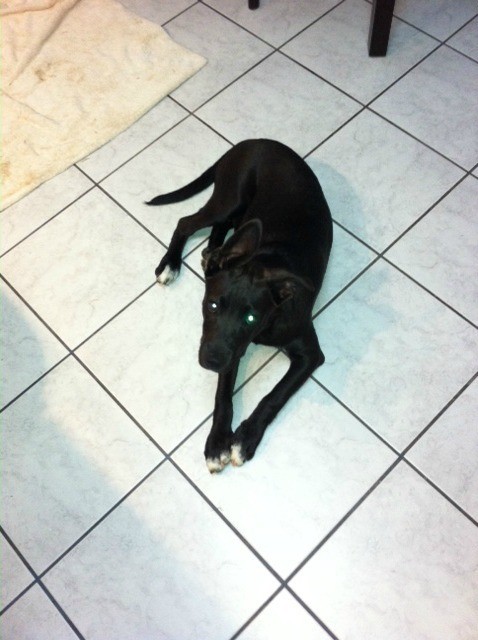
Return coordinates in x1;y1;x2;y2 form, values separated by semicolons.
199;343;231;372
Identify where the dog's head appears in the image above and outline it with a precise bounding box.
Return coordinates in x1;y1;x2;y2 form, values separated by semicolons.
199;219;314;373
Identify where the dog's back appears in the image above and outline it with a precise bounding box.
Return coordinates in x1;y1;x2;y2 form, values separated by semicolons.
213;139;333;292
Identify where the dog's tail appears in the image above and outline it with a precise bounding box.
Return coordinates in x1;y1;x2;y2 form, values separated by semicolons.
145;161;219;206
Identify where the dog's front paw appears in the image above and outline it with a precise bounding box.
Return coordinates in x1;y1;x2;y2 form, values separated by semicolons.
231;422;262;467
204;433;232;474
230;442;246;467
155;256;180;285
206;451;231;473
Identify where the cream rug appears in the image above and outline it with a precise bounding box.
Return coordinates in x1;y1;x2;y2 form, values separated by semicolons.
1;0;206;210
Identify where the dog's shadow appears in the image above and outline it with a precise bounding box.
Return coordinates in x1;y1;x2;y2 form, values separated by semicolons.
309;162;398;415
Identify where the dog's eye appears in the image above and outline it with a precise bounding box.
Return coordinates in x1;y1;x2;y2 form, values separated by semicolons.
207;300;219;313
244;312;258;326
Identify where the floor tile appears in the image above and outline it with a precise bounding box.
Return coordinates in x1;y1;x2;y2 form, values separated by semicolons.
77;98;188;182
386;176;478;324
447;17;478;61
0;586;78;640
205;0;342;48
394;0;478;40
77;272;277;452
166;3;272;110
237;590;331;640
1;357;162;573
407;379;478;521
1;535;33;610
291;462;478;640
307;110;464;251
174;355;396;577
313;259;478;450
372;46;478;169
0;188;163;348
43;461;278;640
197;52;360;155
1;282;67;408
101;116;231;251
0;167;92;255
76;274;212;452
283;0;437;103
118;0;195;25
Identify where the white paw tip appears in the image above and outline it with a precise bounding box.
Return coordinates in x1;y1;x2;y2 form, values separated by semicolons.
157;265;179;285
206;452;230;474
230;443;245;467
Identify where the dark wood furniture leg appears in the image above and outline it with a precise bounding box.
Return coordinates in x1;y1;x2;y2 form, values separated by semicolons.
368;0;396;56
248;0;259;9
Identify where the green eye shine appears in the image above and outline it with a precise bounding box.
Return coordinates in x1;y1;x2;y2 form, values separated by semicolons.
244;312;258;326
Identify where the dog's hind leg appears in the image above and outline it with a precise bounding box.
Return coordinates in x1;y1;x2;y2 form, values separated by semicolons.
155;203;226;284
204;360;239;473
155;184;244;284
231;324;324;466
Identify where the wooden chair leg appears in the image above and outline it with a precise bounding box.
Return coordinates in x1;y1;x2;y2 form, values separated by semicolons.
248;0;260;9
368;0;395;56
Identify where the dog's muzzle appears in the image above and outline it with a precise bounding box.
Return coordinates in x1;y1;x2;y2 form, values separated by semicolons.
199;342;233;373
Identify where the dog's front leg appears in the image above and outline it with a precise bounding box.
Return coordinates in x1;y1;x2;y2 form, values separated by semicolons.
231;325;324;466
204;360;239;473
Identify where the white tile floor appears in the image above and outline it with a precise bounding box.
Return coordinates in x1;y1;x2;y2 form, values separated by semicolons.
1;1;477;638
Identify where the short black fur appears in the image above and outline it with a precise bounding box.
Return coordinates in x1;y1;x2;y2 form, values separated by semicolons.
146;139;333;471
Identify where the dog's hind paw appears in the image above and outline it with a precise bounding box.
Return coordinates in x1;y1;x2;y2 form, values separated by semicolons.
230;443;245;467
206;451;231;474
156;264;179;286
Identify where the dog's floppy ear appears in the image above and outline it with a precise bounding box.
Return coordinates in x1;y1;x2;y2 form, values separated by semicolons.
217;219;262;270
259;268;315;305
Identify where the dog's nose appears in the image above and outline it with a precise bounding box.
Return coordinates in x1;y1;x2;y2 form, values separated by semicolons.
199;343;230;372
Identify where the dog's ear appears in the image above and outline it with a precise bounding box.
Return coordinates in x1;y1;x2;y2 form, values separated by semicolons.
260;268;315;305
217;219;262;270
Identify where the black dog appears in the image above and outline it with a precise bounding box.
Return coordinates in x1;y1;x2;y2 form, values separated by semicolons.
146;139;332;472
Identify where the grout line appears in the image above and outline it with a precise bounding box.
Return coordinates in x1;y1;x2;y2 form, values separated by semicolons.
382;256;478;329
0;275;72;353
365;106;470;172
0;528;85;636
400;371;478;458
71;353;168;454
0;526;38;615
309;373;400;456
198;0;282;49
161;0;201;28
35;460;167;582
71;282;156;352
168;459;285;585
228;587;285;640
0;183;96;260
312;255;381;319
0;352;71;414
91;108;191;185
284;587;340;640
284;458;402;584
229;584;339;640
441;12;478;44
36;582;86;639
403;458;478;528
94;184;169;251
